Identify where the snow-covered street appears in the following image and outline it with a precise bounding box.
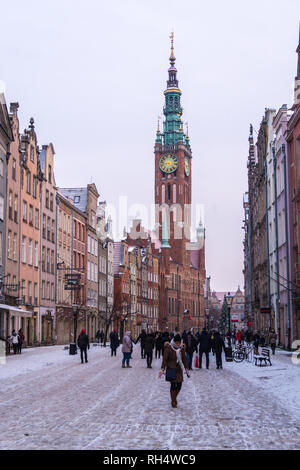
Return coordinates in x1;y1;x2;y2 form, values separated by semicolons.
0;344;300;450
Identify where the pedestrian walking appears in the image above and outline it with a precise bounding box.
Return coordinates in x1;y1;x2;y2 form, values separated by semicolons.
269;330;277;355
260;333;265;347
155;332;163;359
17;329;25;354
110;328;119;356
136;329;147;359
198;328;211;369
100;330;104;347
96;330;101;343
184;331;197;370
122;331;132;368
145;332;155;368
160;334;190;408
161;331;170;354
236;330;242;345
10;330;19;355
253;331;260;355
211;331;225;369
77;329;90;364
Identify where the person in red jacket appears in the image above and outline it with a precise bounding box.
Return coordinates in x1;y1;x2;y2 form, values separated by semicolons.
236;330;242;345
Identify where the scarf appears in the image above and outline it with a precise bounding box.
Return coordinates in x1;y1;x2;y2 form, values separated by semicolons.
170;339;187;375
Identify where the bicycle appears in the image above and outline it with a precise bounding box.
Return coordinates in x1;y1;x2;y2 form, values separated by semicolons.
233;343;254;363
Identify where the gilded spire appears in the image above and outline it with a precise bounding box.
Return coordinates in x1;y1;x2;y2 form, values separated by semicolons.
169;31;175;64
294;22;300;107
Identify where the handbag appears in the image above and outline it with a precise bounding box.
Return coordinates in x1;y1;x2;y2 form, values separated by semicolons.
165;367;176;381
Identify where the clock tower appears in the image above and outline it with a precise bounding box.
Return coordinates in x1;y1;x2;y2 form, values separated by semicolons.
155;33;192;267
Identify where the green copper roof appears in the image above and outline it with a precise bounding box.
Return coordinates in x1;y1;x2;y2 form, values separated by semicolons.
156;33;190;148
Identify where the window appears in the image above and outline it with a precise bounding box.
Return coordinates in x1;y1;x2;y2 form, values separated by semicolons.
47;217;50;240
0;159;3;177
42;214;46;238
22;236;26;263
50;193;53;211
8;191;13;219
0;195;4;220
28;239;33;265
42;281;45;300
51;250;54;274
51;220;55;243
26;172;31;194
42;247;46;271
48;165;52;183
14;196;18;223
74;195;80;204
12;159;16;180
28;281;32;304
33;176;37;198
47;248;50;272
35;209;39;229
34;242;38;267
22;201;27;222
13;234;17;261
7;231;11;259
29;205;33;225
30;146;34;162
45;190;49;209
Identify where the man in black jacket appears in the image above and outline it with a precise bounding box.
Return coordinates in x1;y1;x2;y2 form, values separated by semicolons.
136;329;147;358
198;328;211;369
211;331;225;369
77;329;90;364
145;332;155;368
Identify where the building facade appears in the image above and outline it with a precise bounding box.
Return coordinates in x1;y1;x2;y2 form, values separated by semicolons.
39;144;57;343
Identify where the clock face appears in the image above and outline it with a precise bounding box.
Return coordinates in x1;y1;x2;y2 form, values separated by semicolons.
159;153;178;174
184;157;190;176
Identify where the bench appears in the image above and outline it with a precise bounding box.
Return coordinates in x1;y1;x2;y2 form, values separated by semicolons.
254;348;272;367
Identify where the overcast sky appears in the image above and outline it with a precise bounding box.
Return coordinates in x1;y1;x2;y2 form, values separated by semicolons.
1;0;299;291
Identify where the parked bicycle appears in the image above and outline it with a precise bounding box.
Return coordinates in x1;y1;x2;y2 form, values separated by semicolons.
233;343;254;363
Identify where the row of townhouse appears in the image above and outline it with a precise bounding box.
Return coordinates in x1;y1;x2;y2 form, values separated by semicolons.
0;97;115;346
243;27;300;348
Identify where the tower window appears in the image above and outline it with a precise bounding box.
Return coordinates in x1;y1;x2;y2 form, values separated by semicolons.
168;184;171;201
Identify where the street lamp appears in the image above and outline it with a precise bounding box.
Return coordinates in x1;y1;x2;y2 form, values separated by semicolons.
225;292;233;345
70;304;78;355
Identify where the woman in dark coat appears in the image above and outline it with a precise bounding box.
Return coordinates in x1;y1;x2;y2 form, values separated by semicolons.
160;334;190;408
77;329;90;364
109;329;119;356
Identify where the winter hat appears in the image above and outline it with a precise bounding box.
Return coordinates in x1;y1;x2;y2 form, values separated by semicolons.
174;334;181;342
81;329;86;334
113;328;117;333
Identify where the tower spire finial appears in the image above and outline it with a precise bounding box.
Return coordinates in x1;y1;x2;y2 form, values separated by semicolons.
294;22;300;107
170;31;175;61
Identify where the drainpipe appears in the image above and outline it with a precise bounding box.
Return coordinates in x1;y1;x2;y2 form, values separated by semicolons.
272;146;281;343
264;159;271;330
282;143;291;349
54;193;60;343
246;203;252;328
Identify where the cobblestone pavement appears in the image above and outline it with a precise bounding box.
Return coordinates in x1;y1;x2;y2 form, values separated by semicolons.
0;345;299;450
